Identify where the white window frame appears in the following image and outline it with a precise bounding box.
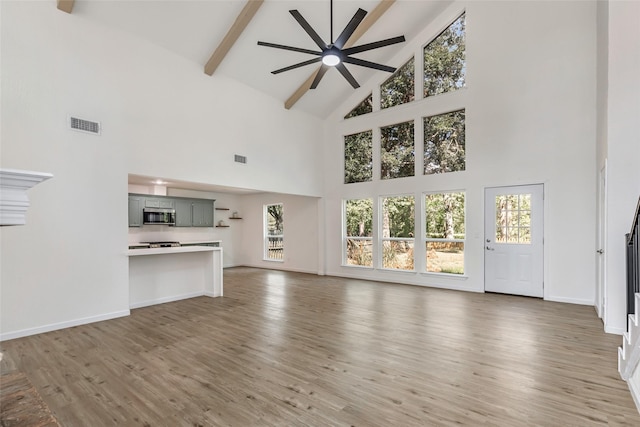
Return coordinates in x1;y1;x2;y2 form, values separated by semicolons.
264;203;284;262
379;194;416;272
423;191;466;275
343;198;374;268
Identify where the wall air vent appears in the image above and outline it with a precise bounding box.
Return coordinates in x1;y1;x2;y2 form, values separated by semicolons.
234;154;247;164
69;116;101;135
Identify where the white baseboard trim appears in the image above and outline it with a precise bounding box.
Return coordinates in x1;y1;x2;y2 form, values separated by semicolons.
325;269;481;293
240;263;320;276
628;375;640;415
544;295;594;306
0;309;130;342
605;324;626;335
130;291;205;309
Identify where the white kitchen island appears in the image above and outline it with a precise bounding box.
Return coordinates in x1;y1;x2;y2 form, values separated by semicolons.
128;246;223;309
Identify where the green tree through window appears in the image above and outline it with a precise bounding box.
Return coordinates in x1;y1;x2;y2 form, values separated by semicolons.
424;109;465;175
424;13;466;98
344;93;373;119
381;57;415;109
344;130;373;183
381;121;414;180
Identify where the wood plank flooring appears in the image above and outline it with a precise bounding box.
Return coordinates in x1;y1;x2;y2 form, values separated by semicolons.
1;267;639;426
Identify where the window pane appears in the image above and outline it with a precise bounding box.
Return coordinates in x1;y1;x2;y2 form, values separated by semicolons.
381;57;415;109
382;196;415;238
266;204;283;235
344;130;373;183
345;199;373;237
344;93;373;119
495;194;532;244
381;121;415;180
267;237;283;260
425;192;465;238
424;13;466;98
382;240;414;270
426;241;464;274
346;239;373;267
424;109;465;175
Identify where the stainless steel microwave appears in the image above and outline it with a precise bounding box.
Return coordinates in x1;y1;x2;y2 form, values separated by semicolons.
143;207;176;225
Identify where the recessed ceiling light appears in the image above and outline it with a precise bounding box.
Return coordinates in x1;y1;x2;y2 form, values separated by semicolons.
154;180;166;185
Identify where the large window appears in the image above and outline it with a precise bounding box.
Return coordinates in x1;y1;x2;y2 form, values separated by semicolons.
344;199;373;267
425;192;465;274
344;130;373;184
381;196;415;270
344;93;373;119
424;13;466;98
381;57;415;109
264;203;283;261
424;109;466;175
381;121;414;180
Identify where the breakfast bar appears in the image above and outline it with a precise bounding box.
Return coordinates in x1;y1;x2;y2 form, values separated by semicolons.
128;245;223;309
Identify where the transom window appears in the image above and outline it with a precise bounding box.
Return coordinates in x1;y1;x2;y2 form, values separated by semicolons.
381;121;415;180
424;13;466;98
264;203;283;261
424;109;466;175
380;57;415;109
344;93;373;119
344;130;373;184
425;192;465;274
344;199;373;267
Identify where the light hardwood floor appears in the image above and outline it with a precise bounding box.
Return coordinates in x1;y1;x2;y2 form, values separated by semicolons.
1;267;639;426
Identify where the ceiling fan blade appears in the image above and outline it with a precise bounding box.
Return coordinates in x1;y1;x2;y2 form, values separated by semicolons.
289;10;327;50
257;41;322;56
343;57;396;73
310;65;329;89
333;8;367;49
335;63;360;89
272;57;322;74
341;35;406;56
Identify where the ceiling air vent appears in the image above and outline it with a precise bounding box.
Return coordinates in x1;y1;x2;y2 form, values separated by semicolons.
234;154;247;164
69;116;101;135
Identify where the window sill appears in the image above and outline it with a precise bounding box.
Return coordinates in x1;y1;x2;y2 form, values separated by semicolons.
420;272;468;280
341;264;374;269
263;259;284;263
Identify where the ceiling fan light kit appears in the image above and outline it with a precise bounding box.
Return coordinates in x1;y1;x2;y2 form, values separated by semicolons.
258;0;405;90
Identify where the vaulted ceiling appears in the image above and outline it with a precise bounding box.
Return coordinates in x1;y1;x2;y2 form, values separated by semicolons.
57;0;451;118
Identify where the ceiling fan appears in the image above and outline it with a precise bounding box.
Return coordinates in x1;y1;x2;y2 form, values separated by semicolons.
257;0;405;89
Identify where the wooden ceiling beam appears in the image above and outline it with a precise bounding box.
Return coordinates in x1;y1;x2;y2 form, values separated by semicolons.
57;0;75;14
205;0;264;76
284;0;396;110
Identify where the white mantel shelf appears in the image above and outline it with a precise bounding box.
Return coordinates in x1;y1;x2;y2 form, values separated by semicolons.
0;168;53;226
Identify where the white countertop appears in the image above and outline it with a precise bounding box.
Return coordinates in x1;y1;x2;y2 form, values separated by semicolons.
128;246;222;257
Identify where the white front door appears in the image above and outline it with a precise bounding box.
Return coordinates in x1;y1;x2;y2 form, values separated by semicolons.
596;164;607;319
485;184;544;297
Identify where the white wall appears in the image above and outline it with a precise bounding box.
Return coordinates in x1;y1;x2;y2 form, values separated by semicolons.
239;192;320;275
603;0;640;334
322;1;597;304
0;1;322;340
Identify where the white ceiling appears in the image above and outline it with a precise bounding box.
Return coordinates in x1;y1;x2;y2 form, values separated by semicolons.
72;0;451;118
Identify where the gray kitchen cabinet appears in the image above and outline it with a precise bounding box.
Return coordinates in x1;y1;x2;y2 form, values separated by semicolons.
174;199;193;227
128;196;143;227
192;200;214;227
145;198;174;209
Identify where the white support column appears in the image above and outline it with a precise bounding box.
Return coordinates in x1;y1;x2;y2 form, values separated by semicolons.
0;169;53;226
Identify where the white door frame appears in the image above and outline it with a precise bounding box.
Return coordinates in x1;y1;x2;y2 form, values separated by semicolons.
596;162;608;321
484;184;544;298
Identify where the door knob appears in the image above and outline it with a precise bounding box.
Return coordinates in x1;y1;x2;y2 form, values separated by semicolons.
486;246;495;251
597;249;604;254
